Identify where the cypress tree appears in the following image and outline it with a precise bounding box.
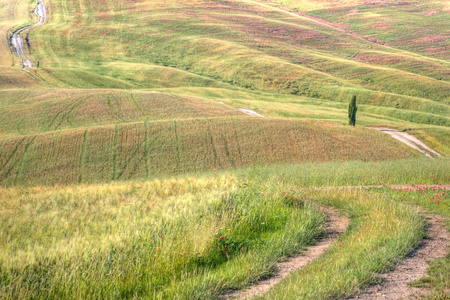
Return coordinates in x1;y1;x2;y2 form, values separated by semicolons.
348;96;357;126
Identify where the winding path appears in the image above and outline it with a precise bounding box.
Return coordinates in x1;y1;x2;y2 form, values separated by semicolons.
10;0;46;68
222;207;350;299
238;109;265;118
222;184;449;299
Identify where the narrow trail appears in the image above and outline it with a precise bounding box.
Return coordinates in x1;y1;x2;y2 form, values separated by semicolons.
238;109;265;118
223;185;449;299
11;26;33;68
331;184;450;191
10;0;46;68
373;127;441;159
222;207;350;299
351;212;449;300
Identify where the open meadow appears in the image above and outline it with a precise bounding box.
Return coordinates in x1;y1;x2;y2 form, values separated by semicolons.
0;0;449;298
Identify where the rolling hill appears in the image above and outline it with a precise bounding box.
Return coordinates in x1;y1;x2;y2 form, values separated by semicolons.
0;0;449;185
1;1;450;299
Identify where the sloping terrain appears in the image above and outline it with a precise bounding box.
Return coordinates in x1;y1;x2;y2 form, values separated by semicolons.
0;89;243;137
2;0;449;106
0;0;448;186
0;1;449;299
0;116;419;186
26;0;449;105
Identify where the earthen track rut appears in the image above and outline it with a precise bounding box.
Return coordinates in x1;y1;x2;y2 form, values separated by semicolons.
10;0;46;68
223;185;449;299
222;207;350;299
351;211;449;300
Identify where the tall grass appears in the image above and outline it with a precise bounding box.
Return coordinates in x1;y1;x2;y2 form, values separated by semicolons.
1;158;448;298
0;176;325;299
243;157;450;187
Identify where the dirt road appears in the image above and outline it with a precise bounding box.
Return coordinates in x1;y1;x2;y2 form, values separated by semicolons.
351;212;449;300
223;185;449;299
10;0;46;68
238;109;265;117
373;127;441;158
222;207;350;299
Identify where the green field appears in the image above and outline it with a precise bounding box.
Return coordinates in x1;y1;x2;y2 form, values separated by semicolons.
1;159;449;299
0;0;449;299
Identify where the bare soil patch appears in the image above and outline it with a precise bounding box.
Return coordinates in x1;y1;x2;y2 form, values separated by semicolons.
421;10;438;16
222;207;350;299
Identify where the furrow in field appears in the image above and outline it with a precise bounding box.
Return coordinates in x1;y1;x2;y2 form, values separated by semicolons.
0;119;426;186
12;135;36;185
78;129;88;183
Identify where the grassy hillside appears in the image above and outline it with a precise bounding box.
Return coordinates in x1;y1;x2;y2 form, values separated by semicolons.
0;0;448;187
0;117;419;186
2;0;448;106
1;87;449;138
0;89;243;137
303;0;450;59
32;0;448;102
1;0;449;298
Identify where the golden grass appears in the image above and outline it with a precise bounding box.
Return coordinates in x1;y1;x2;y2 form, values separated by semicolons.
2;158;448;298
0;175;236;270
0;172;328;299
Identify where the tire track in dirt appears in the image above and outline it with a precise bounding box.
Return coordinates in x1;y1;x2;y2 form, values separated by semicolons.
351;211;449;300
325;185;449;299
222;207;350;299
223;185;449;299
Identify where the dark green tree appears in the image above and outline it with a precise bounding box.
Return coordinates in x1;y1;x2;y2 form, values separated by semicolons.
348;96;357;126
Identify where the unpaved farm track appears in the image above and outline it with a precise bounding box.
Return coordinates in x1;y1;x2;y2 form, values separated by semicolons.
373;127;441;159
10;0;46;68
351;212;449;300
222;207;350;299
223;185;449;299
